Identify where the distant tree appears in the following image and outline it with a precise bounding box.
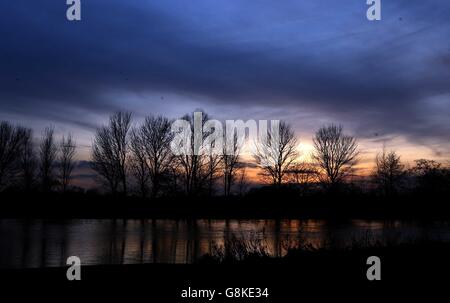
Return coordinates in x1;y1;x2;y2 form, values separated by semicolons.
19;129;37;191
165;162;182;196
413;159;442;176
253;121;299;186
222;132;241;196
236;166;249;196
0;121;29;190
411;159;449;194
373;149;405;196
91;112;131;195
140;115;174;198
288;162;318;195
312;124;358;188
175;111;212;196
39;127;58;192
206;145;222;196
130;128;151;198
92;127;119;194
59;134;76;192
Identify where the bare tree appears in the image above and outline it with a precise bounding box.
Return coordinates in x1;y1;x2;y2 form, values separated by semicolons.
91;112;131;194
135;115;174;198
0;121;29;190
130;128;151;198
222;132;241;196
288;162;318;195
236;165;248;196
288;162;318;184
253;121;299;186
312;124;358;188
39;127;58;192
175;111;212;195
411;159;448;194
412;159;442;177
20;129;37;191
373;149;405;196
59;134;76;192
206;147;222;196
92;127;119;194
165;162;182;196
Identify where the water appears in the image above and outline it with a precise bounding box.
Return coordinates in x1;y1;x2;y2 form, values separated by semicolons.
1;219;450;268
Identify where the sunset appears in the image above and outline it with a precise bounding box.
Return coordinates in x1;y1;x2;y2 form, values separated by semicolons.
0;0;449;300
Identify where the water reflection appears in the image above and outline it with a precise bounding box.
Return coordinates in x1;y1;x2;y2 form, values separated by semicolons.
0;219;449;268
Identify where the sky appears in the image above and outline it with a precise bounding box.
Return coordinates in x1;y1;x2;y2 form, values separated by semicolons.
0;0;449;180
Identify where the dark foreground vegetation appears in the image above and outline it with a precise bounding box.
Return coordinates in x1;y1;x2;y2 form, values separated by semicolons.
198;235;450;265
1;239;449;300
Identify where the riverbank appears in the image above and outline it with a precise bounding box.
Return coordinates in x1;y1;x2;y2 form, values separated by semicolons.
0;243;450;303
1;242;449;297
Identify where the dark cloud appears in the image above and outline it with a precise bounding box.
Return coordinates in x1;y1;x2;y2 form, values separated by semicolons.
0;0;449;149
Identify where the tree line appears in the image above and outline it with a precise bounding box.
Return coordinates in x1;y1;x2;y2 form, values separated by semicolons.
1;112;449;197
91;112;244;197
0;122;76;193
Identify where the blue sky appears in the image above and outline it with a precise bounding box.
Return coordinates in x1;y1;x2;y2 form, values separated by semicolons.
0;0;449;164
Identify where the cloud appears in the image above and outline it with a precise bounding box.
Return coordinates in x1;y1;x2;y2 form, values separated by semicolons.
0;0;449;152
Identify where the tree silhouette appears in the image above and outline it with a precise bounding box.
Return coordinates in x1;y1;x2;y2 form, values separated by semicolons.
19;128;36;192
175;111;212;195
140;115;174;198
0;121;29;190
373;149;405;196
288;162;318;195
236;166;248;196
59;134;76;192
253;121;298;186
92;112;131;195
411;159;449;194
312;124;358;188
130;128;151;198
206;145;222;196
222;132;241;196
39;127;58;192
